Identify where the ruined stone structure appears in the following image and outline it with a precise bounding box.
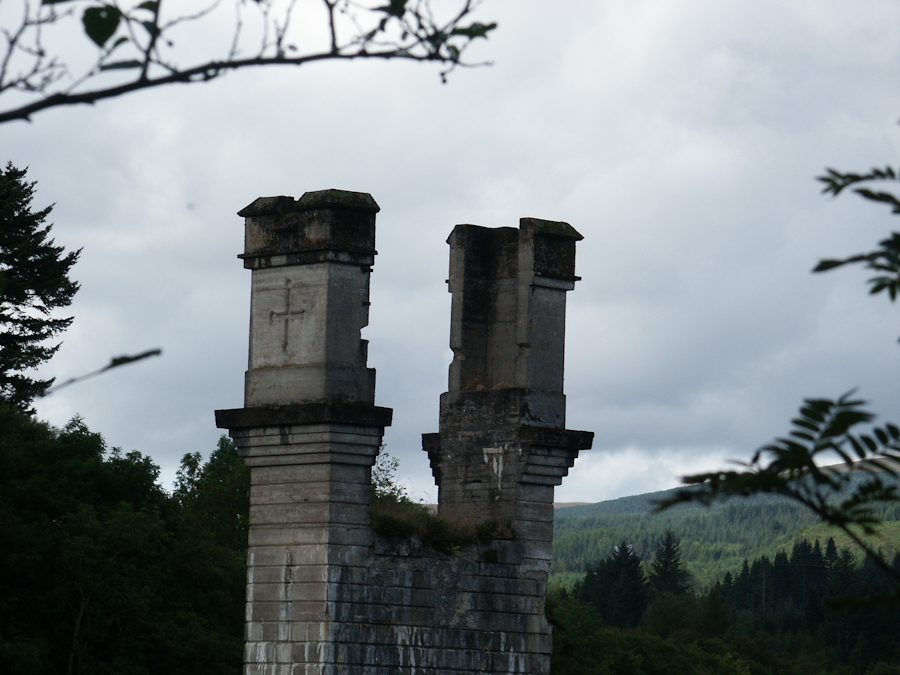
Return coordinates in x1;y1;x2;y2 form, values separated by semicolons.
216;190;593;675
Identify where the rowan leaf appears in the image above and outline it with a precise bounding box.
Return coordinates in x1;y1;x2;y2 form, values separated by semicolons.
83;6;122;47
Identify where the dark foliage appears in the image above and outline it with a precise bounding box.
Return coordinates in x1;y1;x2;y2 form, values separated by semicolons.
716;538;900;672
0;406;248;675
0;163;79;411
648;530;691;598
553;535;900;674
659;392;900;587
547;593;791;675
574;540;648;628
816;166;900;313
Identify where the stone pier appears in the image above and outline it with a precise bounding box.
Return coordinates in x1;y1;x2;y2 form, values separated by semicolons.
217;192;592;675
216;190;392;674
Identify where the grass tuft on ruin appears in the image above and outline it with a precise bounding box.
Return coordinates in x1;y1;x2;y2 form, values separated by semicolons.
371;492;514;555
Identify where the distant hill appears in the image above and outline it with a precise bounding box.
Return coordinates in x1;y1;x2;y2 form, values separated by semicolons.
551;474;900;590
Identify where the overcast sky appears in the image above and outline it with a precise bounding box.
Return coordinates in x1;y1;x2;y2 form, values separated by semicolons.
5;0;900;503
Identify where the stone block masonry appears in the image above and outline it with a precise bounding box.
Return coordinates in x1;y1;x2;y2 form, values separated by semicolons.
216;190;593;675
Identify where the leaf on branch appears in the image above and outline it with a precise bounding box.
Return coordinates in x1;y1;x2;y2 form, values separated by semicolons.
107;349;161;369
825;409;875;438
428;31;448;49
100;60;144;71
817;166;899;196
374;0;409;18
140;21;159;38
450;22;498;40
655;392;900;553
814;259;851;272
83;6;122;47
854;188;900;213
0;0;498;123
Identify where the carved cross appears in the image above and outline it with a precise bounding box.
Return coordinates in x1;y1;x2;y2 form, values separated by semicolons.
269;279;305;351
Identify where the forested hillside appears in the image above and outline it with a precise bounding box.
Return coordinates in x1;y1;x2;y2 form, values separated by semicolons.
552;480;900;589
551;533;900;675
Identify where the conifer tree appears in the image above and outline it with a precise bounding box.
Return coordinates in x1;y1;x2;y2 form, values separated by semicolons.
606;541;649;627
0;163;79;411
824;537;839;569
575;541;648;628
648;530;691;597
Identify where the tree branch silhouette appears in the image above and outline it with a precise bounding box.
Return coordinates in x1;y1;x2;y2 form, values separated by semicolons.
0;0;495;124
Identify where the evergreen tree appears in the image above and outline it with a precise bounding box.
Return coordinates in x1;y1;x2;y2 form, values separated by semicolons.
575;541;648;628
648;530;691;597
772;549;791;601
824;537;839;570
720;571;734;597
0;163;79;411
732;560;753;610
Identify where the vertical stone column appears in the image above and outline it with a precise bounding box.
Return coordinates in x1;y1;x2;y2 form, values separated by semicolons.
423;217;592;675
425;215;593;565
216;190;392;675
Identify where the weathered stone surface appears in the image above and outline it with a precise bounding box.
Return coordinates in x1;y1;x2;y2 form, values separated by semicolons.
430;217;593;537
238;189;379;269
243;262;375;405
232;191;380;408
217;196;593;675
445;219;582;399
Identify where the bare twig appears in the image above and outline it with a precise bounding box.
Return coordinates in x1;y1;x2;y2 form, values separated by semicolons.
0;0;493;124
41;348;162;396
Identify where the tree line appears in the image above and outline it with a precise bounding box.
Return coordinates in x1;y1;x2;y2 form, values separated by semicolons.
0;406;249;675
550;532;900;675
552;488;900;590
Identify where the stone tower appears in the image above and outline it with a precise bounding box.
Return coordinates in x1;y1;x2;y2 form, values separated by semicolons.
424;217;593;623
216;190;392;675
217;194;592;675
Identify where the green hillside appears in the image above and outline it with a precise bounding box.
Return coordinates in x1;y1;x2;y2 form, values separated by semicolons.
551;479;900;590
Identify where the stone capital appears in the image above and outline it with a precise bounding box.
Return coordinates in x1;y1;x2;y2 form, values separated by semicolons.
238;189;380;270
215;401;393;431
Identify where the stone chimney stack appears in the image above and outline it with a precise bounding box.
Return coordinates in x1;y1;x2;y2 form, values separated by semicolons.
216;190;392;675
217;197;592;675
425;217;593;547
239;189;379;406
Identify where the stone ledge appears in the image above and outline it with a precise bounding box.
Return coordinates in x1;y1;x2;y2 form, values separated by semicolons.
518;425;594;450
240;248;375;270
215;402;393;430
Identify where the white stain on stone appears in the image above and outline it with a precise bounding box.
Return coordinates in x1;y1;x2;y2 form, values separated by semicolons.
396;625;421;673
483;446;505;491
